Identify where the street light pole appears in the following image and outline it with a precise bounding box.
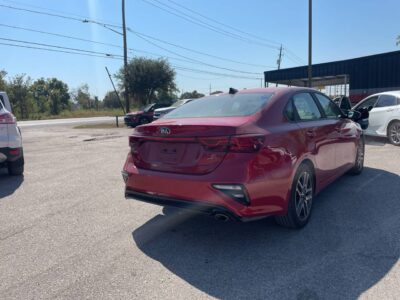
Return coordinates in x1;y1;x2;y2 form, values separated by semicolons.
308;0;312;88
122;0;130;112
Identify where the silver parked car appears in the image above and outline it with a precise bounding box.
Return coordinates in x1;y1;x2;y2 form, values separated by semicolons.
0;91;24;175
153;99;193;120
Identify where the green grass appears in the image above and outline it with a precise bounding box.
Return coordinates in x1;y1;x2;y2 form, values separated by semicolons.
73;123;121;129
21;108;130;121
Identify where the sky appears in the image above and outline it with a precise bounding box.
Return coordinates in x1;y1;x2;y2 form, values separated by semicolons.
0;0;399;99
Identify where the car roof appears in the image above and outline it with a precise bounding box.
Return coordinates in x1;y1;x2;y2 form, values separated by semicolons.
368;91;400;98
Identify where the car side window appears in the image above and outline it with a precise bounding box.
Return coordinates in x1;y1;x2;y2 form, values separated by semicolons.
357;96;378;110
314;93;342;119
284;99;296;121
0;95;4;107
339;97;352;111
292;93;321;121
375;95;397;108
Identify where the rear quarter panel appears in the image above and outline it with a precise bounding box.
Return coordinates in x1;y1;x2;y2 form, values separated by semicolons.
0;124;8;148
7;124;22;148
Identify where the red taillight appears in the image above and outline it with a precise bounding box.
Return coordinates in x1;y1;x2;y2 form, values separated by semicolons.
9;148;20;156
0;112;16;124
229;135;265;153
129;136;142;153
199;135;265;153
198;137;230;152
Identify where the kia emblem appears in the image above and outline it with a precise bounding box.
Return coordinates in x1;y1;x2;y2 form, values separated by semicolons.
159;127;171;135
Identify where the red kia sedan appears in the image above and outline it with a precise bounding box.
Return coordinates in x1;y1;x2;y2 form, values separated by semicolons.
122;88;364;228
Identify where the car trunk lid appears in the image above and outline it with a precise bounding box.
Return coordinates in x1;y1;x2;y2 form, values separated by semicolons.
130;117;263;175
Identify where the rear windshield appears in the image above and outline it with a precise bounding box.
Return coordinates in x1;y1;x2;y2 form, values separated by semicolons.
164;93;274;118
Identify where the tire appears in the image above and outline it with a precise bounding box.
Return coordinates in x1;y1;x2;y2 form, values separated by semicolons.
139;117;149;125
8;156;24;176
349;135;365;175
275;163;314;229
387;121;400;146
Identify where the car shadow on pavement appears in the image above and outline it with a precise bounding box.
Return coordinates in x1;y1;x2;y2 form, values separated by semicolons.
132;167;400;299
365;135;389;146
0;169;24;199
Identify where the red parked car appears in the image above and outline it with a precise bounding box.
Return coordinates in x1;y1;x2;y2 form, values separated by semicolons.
122;88;365;228
124;103;170;127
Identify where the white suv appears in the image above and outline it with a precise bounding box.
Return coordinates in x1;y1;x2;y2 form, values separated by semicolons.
0;92;24;175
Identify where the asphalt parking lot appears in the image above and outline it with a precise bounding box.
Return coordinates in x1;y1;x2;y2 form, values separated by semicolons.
0;125;399;300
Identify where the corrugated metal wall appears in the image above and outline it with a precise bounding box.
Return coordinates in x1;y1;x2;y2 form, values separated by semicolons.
264;51;400;91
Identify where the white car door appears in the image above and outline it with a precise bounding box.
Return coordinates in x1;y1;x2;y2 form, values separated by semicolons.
354;96;379;135
369;94;399;135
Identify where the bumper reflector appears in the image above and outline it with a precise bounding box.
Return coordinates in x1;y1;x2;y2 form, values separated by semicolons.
121;170;129;183
212;184;250;206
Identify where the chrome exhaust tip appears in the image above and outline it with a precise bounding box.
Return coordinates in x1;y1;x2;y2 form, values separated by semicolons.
214;213;230;222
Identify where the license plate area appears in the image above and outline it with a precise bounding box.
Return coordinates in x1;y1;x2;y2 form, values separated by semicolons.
158;143;182;164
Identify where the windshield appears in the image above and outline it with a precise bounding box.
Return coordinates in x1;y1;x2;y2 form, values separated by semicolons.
142;104;154;112
164;93;273;118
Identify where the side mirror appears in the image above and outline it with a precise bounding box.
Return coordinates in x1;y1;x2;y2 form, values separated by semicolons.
349;109;369;130
347;110;361;120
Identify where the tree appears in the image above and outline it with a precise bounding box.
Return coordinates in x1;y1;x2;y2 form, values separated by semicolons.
47;78;71;114
72;84;93;109
156;89;178;105
0;70;7;91
103;91;122;109
30;78;49;114
116;57;176;107
180;90;205;99
30;78;70;115
7;74;34;119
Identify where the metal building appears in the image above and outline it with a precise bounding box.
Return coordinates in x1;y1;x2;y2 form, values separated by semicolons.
264;50;400;102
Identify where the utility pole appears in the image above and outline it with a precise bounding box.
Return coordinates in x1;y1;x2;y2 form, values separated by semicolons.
276;44;283;87
308;0;312;88
105;67;126;115
122;0;130;112
209;83;211;95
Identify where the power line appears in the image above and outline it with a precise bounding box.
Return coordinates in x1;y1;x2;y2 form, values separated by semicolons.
128;29;275;69
0;41;120;59
0;3;121;28
172;65;262;80
0;39;262;80
0;0;121;27
0;23;122;49
1;23;265;74
164;0;282;47
0;37;117;57
162;0;306;65
0;2;276;69
132;31;262;75
283;48;306;65
141;0;280;50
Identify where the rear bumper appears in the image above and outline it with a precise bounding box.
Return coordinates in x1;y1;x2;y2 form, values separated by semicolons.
123;152;290;219
125;189;268;222
0;147;23;163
